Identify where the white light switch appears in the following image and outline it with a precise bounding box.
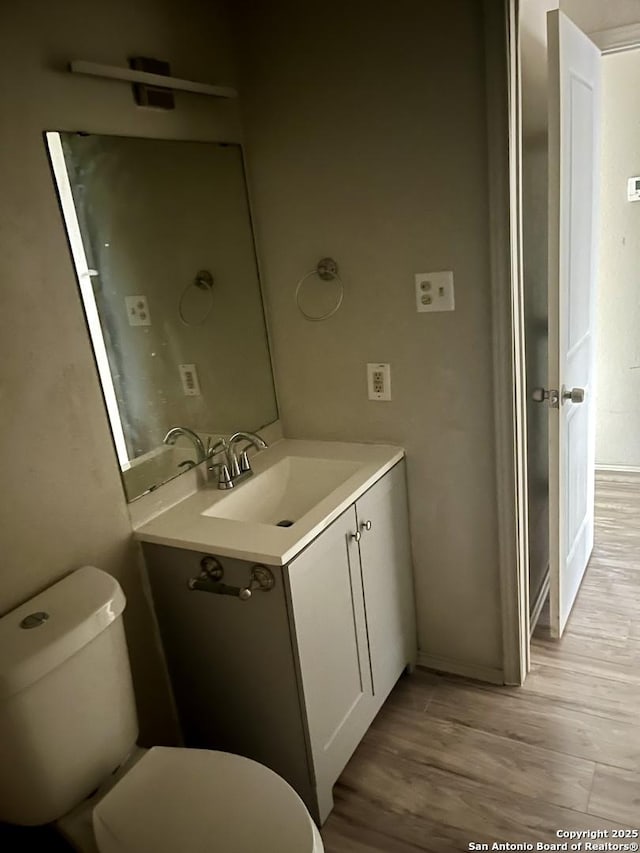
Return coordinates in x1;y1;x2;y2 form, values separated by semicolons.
415;271;455;313
125;295;151;326
367;363;391;401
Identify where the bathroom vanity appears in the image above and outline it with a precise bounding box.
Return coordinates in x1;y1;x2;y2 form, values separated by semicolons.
136;440;416;824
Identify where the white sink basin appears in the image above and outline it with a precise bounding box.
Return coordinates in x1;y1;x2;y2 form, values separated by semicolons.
201;456;362;526
134;439;404;565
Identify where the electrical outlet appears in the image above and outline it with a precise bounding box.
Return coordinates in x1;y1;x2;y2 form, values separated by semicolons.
415;271;455;313
125;295;151;326
178;364;201;396
367;363;391;401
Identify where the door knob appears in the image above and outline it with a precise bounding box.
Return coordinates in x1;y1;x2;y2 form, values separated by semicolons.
361;520;372;532
562;386;585;404
351;530;361;543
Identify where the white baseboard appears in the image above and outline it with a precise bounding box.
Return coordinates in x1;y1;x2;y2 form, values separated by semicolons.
595;464;640;474
416;652;504;685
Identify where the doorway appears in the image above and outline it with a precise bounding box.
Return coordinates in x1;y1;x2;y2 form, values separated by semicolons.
518;3;640;651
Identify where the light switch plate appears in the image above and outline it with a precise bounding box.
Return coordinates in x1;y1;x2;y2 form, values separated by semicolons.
415;271;455;313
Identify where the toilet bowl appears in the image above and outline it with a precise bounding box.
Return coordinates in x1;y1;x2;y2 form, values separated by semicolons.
92;746;322;853
0;567;323;853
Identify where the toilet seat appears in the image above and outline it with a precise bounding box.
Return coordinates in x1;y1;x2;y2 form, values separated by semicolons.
92;746;323;853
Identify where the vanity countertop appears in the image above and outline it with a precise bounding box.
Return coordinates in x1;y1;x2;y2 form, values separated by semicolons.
133;439;404;565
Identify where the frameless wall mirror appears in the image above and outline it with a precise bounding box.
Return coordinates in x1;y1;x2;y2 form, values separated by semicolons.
47;132;278;502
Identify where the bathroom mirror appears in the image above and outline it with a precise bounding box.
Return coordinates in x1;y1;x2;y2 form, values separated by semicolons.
47;132;278;501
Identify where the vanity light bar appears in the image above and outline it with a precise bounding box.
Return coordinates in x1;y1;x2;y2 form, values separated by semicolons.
69;60;238;99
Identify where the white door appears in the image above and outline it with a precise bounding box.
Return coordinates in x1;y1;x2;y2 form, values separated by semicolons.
546;10;601;638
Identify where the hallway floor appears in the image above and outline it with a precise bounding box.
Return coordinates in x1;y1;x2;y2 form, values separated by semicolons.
321;470;640;851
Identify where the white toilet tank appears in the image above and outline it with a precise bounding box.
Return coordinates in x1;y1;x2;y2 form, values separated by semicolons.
0;566;138;826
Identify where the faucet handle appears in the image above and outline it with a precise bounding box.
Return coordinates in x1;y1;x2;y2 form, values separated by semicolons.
217;464;234;490
239;450;251;474
227;452;241;478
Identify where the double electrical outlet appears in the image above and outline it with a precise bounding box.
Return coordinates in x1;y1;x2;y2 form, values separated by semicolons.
125;295;151;326
415;271;455;312
367;363;391;401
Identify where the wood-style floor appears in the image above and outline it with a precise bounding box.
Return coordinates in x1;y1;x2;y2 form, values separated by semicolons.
321;470;640;851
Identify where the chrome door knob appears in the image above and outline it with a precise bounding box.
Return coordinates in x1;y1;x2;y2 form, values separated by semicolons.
351;530;362;543
562;386;585;404
361;520;372;531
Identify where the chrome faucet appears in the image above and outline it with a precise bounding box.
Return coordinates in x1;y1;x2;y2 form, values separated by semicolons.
227;432;268;478
206;431;268;490
163;426;206;463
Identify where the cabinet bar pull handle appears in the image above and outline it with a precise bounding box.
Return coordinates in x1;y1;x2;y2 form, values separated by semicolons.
188;577;253;600
188;563;275;601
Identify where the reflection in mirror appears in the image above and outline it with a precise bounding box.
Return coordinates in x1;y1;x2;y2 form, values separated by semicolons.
47;133;278;502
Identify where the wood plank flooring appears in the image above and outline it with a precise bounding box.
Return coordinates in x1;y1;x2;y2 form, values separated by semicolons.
321;470;640;851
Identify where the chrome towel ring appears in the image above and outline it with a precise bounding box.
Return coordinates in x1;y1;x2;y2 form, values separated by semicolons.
178;269;215;326
295;257;344;321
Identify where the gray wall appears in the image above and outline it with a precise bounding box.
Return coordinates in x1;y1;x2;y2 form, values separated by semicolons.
2;0;513;727
596;50;640;468
232;0;505;676
0;0;240;743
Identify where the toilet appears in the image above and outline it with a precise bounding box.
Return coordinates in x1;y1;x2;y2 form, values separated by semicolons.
0;566;323;852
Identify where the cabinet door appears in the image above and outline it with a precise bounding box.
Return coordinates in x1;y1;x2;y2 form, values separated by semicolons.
285;506;372;808
356;461;416;704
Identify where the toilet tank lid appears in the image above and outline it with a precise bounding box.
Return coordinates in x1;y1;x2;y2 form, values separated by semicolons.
0;566;126;701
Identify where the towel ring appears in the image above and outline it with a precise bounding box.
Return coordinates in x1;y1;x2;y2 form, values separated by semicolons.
295;258;344;321
179;269;215;326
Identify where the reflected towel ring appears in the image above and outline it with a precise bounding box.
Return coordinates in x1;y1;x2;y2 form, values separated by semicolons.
294;258;344;321
179;269;215;326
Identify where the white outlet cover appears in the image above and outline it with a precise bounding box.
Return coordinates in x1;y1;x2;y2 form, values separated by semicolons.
178;363;201;396
415;271;455;313
367;363;391;401
628;176;640;201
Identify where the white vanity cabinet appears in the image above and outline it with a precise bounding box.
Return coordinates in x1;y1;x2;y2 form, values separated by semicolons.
143;460;416;824
355;462;416;701
285;506;371;821
286;460;416;820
